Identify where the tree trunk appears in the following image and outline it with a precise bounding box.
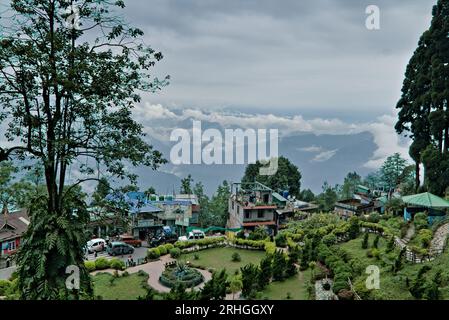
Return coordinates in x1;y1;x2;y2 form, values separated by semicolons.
415;161;420;193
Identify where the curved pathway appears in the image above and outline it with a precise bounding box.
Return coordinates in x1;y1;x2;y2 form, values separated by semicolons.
92;254;212;293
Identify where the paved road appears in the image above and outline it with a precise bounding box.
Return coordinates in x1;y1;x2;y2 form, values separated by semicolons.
85;246;148;263
92;254;213;294
0;247;148;280
0;266;15;280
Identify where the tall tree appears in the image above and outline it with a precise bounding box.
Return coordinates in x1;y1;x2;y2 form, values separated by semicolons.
0;0;167;299
380;153;409;192
340;172;362;199
180;174;193;194
396;0;449;194
241;156;301;197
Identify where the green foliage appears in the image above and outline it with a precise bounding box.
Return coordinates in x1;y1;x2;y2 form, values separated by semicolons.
1;0;168;299
174;237;226;249
95;258;111;270
373;235;380;249
241;156;302;197
199;269;228;300
231;252;241;262
298;189;315;202
362;233;369;249
147;248;161;260
414;212;428;230
275;233;288;247
240;263;260;299
272;250;287;281
248;226;269;241
316;182;339;212
169;248;181;259
0;279;12;296
180;175;193;194
340;172;362;200
109;258;125;271
258;255;273;290
84;261;96;273
164;244;174;251
157;245;168;256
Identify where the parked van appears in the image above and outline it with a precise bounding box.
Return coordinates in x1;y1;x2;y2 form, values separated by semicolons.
106;241;134;256
86;238;106;253
178;230;206;242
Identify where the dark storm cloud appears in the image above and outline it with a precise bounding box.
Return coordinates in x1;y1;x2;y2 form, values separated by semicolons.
121;0;436;115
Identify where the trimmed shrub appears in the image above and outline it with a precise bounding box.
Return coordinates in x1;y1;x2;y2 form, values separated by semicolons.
147;248;161;260
264;242;276;255
231;252;241;262
84;261;96;272
170;248;181;258
95;257;110;270
164;243;174;251
275;233;287;247
157;245;168;256
0;279;12;296
110;258;126;270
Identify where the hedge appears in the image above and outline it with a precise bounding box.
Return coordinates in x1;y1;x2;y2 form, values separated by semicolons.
174;236;226;249
170;248;181;258
147;248;161;260
84;261;96;272
95;257;110;270
109;258;126;270
157;245;168;255
0;279;12;296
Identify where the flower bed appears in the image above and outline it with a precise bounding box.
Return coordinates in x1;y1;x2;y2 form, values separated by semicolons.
159;262;204;288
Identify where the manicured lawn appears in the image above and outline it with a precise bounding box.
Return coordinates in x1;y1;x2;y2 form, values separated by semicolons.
93;272;148;300
260;269;311;300
180;247;265;276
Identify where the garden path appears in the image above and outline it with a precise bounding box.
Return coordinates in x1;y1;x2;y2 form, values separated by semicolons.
92;254;212;293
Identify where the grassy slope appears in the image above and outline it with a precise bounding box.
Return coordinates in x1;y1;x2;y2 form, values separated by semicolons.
338;233;449;300
260;269;311;300
93;272;148;300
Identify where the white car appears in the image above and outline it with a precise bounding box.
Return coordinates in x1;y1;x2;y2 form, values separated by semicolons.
86;238;106;253
178;230;206;242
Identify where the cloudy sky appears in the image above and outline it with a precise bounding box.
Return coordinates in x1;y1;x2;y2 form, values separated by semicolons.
124;0;435;118
115;0;436;173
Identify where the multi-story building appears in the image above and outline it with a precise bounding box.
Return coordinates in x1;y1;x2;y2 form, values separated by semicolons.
227;182;280;236
0;209;30;268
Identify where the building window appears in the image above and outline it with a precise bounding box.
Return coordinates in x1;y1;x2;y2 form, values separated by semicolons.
237;206;240;214
245;211;250;219
231;202;234;210
258;211;264;219
7;240;16;251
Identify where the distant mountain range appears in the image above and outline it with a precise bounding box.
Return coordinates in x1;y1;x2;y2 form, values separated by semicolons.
133;128;377;196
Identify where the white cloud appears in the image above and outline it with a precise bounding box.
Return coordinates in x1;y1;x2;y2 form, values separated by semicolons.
312;149;339;163
134;104;411;170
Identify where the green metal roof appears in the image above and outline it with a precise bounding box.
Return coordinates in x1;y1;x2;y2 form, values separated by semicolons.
402;192;449;209
272;192;287;202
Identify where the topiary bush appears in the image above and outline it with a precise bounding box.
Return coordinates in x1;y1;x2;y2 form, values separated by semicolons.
95;257;110;270
164;243;174;251
170;248;181;259
157;245;168;256
84;260;96;272
0;279;12;296
231;252;241;262
147;248;161;260
275;233;287;247
110;258;126;270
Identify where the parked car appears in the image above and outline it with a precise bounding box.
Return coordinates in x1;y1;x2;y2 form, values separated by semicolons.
86;238;106;253
106;241;134;256
119;235;142;247
178;230;206;242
